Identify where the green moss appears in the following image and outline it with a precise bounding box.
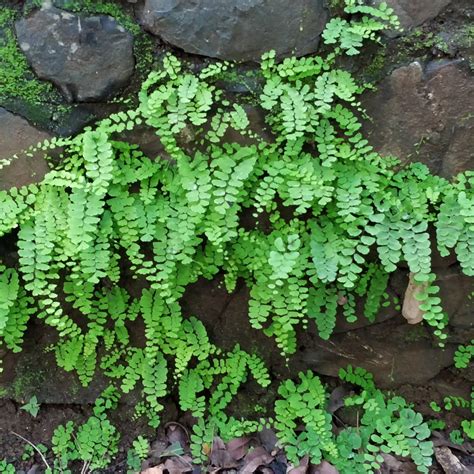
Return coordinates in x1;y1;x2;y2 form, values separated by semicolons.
327;0;345;11
454;25;474;70
11;366;46;401
0;7;60;106
231;390;275;420
398;24;473;63
460;25;474;47
404;324;429;343
365;48;387;79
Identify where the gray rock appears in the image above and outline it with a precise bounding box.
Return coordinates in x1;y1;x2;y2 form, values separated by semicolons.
362;61;474;178
0;108;50;191
15;7;135;102
372;0;451;32
139;0;328;61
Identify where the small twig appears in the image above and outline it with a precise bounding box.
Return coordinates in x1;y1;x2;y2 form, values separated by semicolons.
164;421;190;442
11;431;52;471
80;459;91;474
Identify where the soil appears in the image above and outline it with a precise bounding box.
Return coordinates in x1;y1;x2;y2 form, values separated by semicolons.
0;398;159;472
0;360;472;472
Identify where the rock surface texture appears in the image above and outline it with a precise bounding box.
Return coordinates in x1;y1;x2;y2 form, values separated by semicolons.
15;7;134;102
0;108;50;191
301;320;456;387
374;0;452;31
362;60;474;178
139;0;328;61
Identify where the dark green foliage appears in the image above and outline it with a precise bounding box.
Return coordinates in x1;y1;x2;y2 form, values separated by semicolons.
0;0;471;405
0;1;471;470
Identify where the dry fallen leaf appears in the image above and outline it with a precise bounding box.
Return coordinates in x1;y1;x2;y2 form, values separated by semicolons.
310;460;339;474
327;386;351;414
142;455;193;474
165;422;189;449
241;446;274;474
150;440;169;458
210;436;238;470
141;467;164;474
289;455;309;473
432;431;471;455
227;436;251;461
163;455;193;474
402;272;428;324
258;427;278;453
380;453;405;472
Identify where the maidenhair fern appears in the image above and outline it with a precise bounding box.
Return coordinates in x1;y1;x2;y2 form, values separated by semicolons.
267;368;434;473
323;0;401;55
338;366;433;473
51;414;119;472
274;371;338;464
0;0;472;447
454;340;474;369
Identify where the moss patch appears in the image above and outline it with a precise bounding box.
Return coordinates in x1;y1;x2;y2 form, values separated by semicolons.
0;7;60;106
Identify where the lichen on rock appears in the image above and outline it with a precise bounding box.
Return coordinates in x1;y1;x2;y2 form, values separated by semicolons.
15;6;135;102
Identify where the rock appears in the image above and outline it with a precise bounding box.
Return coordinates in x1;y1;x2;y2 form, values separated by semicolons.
139;0;328;61
300;319;456;388
372;0;451;32
362;61;474;178
380;454;419;473
0;322;108;404
0;108;50;191
15;7;134;102
121;123;168;160
333;287;398;333
435;447;470;474
181;276;294;378
182;277;272;353
436;267;474;332
389;266;473;342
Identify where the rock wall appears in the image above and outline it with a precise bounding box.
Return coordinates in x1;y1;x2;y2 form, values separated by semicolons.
0;0;473;405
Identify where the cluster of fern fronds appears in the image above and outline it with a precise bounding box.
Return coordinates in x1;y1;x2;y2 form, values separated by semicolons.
0;1;472;472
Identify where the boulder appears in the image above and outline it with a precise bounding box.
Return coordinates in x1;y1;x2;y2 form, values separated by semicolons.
300;319;456;388
15;6;134;102
0;108;50;191
362;61;474;178
139;0;328;61
372;0;451;32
